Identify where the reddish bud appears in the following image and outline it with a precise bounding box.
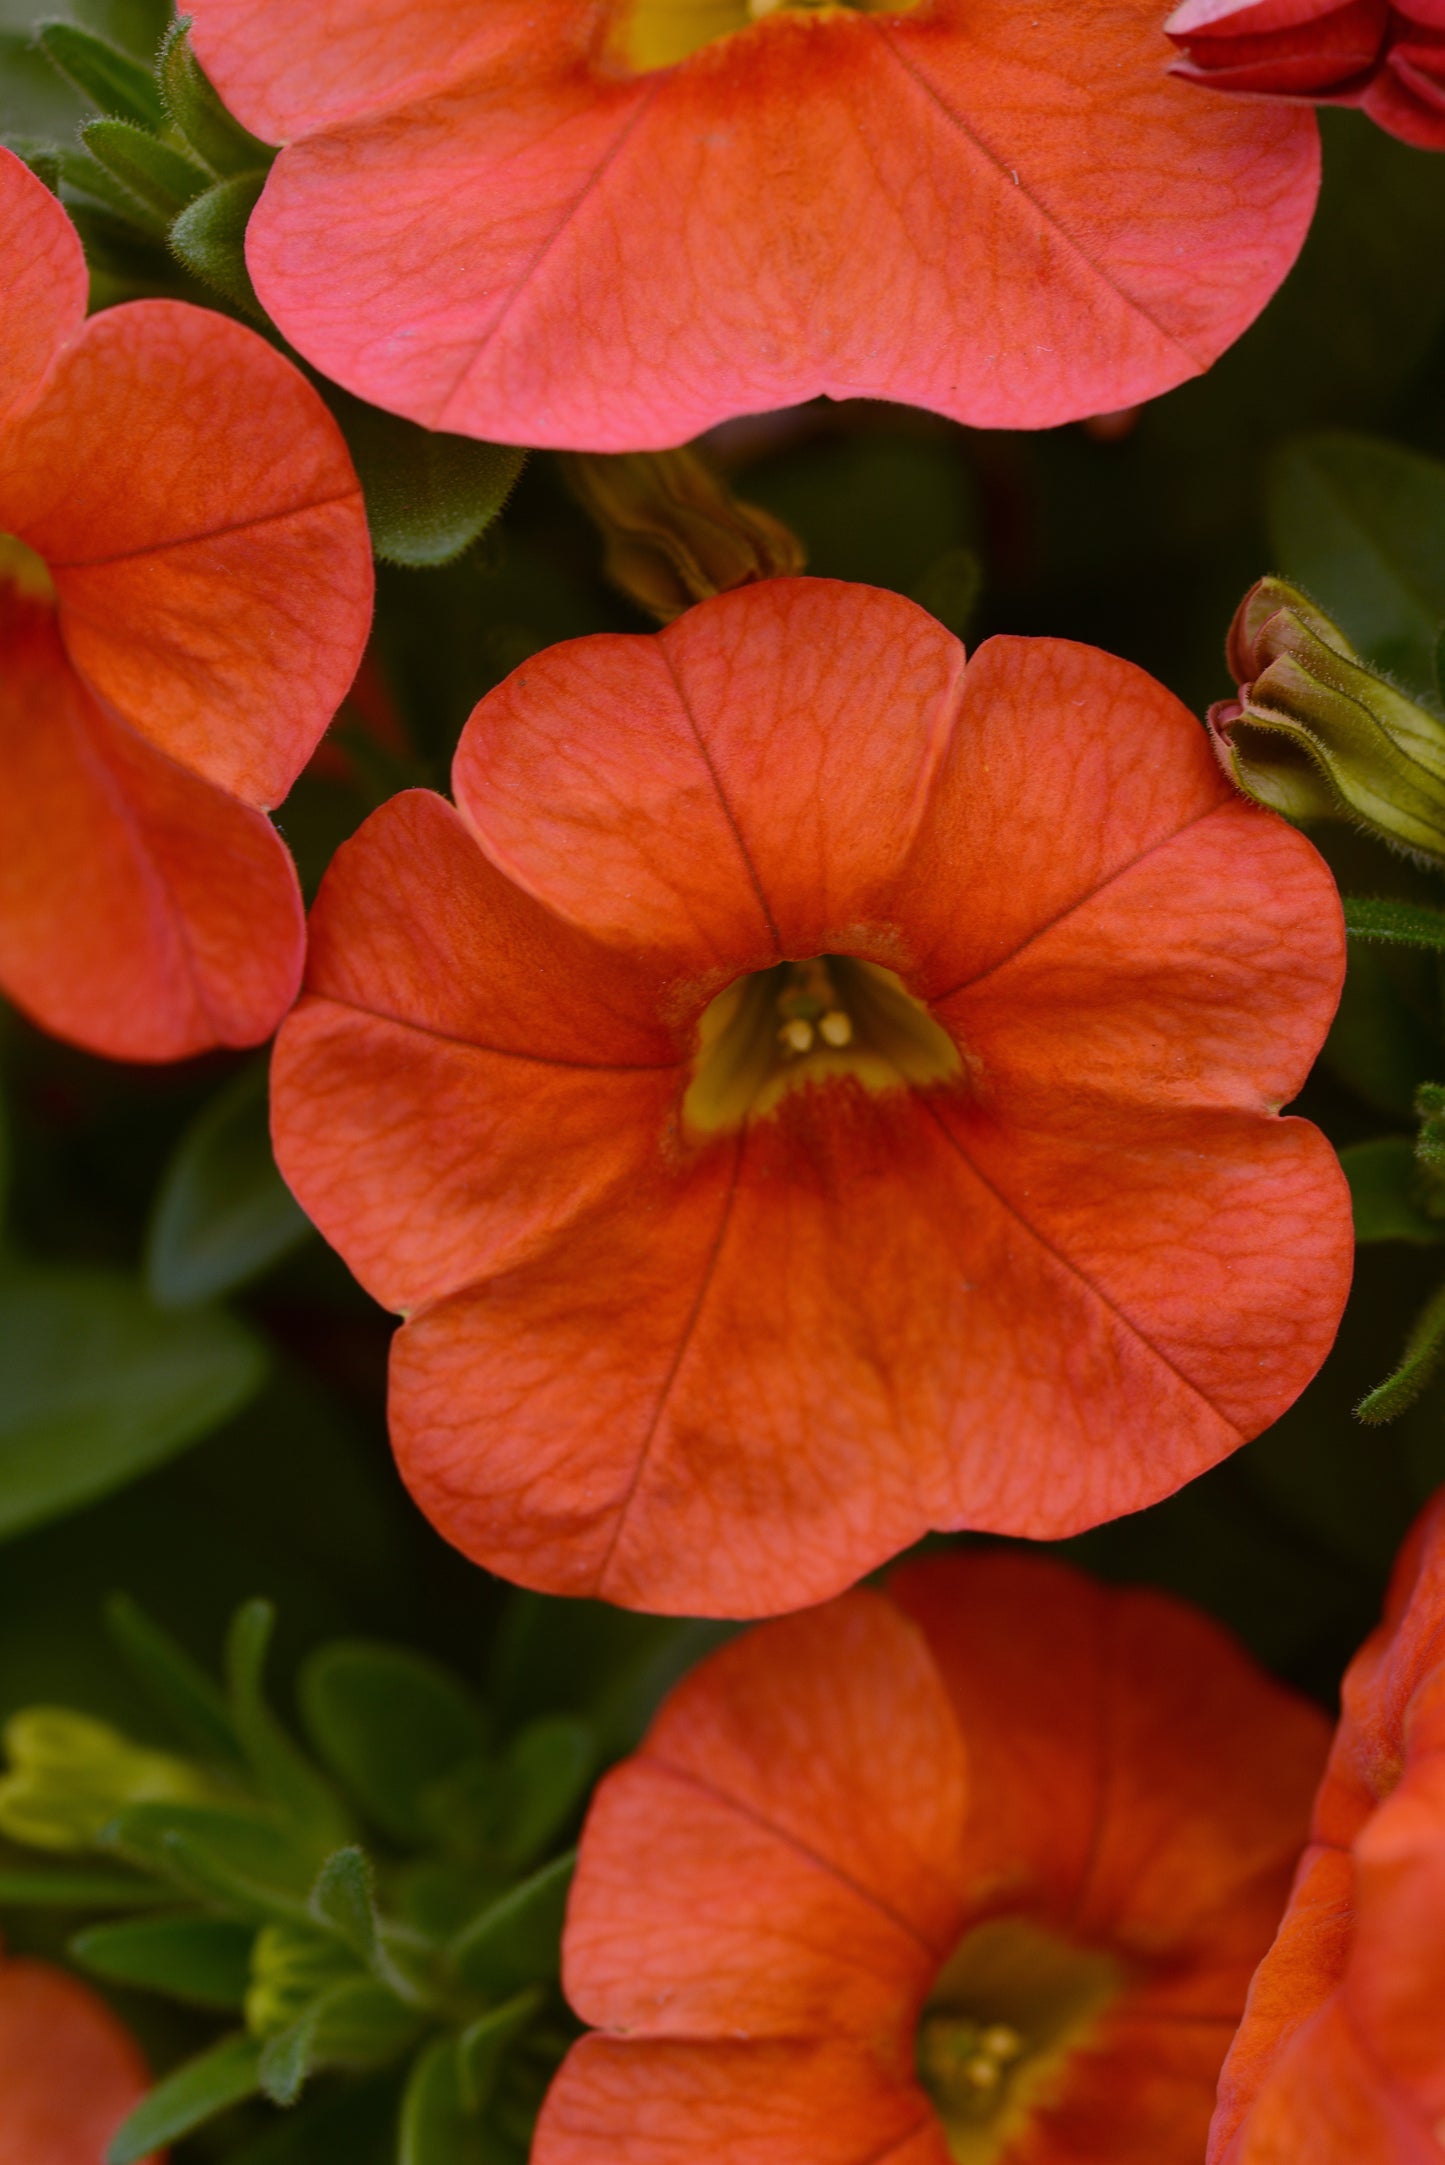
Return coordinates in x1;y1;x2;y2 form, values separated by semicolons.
1165;0;1388;96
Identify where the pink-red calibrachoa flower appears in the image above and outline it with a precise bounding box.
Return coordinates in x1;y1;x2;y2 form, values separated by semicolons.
1208;1486;1445;2163
0;1939;159;2164
187;0;1321;450
533;1549;1330;2165
270;576;1353;1619
1167;0;1445;151
0;147;373;1063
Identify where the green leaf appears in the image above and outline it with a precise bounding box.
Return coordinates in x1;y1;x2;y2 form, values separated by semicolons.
81;115;209;218
1341;1137;1445;1244
457;1990;543;2115
400;2037;488;2165
36;20;165;129
300;1641;490;1846
492;1720;595;1870
257;2004;321;2107
72;1913;255;2007
217;2072;401;2165
0;1266;266;1544
105;1802;316;1919
169;169;266;316
107;2031;262;2164
1357;1278;1445;1423
0;1866;155;1907
326;387;525;567
146;1061;311;1308
1269;433;1445;694
157;20;274;178
451;1852;574;1996
1343;896;1445;949
308;1845;378;1964
226;1603;352;1852
106;1595;244;1768
57;141;169;233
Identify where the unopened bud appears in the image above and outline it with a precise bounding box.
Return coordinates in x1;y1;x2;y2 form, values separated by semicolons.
561;447;806;623
0;1709;213;1852
1164;0;1388;98
246;1921;357;2038
1208;577;1445;865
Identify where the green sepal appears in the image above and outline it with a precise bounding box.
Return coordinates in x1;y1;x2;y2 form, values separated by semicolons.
1357;1278;1445;1423
71;1913;255;2008
0;1866;155;1907
57;143;170;235
226;1602;352;1853
309;1845;380;1964
107;2031;263;2164
300;1641;491;1847
158;20;275;178
1341;1137;1445;1244
103;1802;316;1920
259;1977;422;2105
81;117;210;220
146;1061;311;1309
169;170;266;317
326;386;526;567
36;20;166;129
106;1595;245;1769
1343;896;1445;949
451;1851;574;1996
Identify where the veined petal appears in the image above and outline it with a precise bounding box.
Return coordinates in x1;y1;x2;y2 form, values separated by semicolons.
0;148;87;426
0;595;303;1061
0;1955;158;2165
0;301;371;808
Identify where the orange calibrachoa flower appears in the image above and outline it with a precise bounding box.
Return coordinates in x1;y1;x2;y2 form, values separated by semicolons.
0;147;373;1063
0;1938;160;2164
533;1550;1330;2165
270;576;1353;1618
1166;0;1445;151
1208;1486;1445;2163
188;0;1321;449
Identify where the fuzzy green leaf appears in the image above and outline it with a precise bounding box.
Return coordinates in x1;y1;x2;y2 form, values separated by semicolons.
0;1867;155;1908
106;1596;243;1768
326;387;525;567
169;170;266;316
81;115;209;217
1341;1137;1445;1244
300;1642;490;1847
107;2032;262;2164
1343;895;1445;949
158;20;274;177
226;1603;351;1852
146;1062;311;1308
72;1913;255;2008
36;20;165;128
451;1852;573;1996
1357;1278;1445;1423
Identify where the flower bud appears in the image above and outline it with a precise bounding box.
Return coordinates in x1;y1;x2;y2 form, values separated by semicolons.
1207;577;1445;864
0;1709;214;1852
245;1921;357;2037
1165;0;1387;95
560;447;806;624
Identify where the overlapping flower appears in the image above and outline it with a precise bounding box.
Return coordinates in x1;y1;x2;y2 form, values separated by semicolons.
0;1932;157;2164
536;1549;1329;2165
0;146;372;1061
187;0;1321;447
1167;0;1445;149
271;576;1352;1617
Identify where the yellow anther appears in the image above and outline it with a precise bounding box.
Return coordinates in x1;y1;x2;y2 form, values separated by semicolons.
779;1017;815;1055
818;1009;853;1048
982;2024;1023;2063
964;2055;1002;2091
749;0;785;15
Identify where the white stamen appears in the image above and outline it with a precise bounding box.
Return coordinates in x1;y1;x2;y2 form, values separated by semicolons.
964;2056;1001;2092
982;2025;1023;2063
779;1017;815;1055
818;1009;853;1048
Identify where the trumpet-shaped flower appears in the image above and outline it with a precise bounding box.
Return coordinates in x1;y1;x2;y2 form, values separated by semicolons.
1167;0;1445;152
0;147;372;1062
271;577;1352;1617
189;0;1320;449
0;1940;159;2164
1209;1486;1445;2163
535;1550;1330;2165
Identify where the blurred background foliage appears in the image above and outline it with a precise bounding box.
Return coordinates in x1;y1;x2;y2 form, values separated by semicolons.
6;3;1445;2155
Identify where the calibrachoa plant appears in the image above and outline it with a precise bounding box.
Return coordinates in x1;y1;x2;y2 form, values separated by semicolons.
4;6;1445;2165
272;577;1352;1617
536;1549;1329;2165
0;143;372;1061
186;0;1322;446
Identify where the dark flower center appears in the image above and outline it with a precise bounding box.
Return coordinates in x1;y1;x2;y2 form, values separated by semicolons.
0;532;55;604
917;1919;1125;2163
611;0;917;74
682;954;960;1136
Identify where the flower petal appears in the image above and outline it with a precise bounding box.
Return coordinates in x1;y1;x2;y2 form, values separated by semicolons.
0;148;87;425
0;1957;157;2165
0;300;371;808
536;2036;943;2165
0;595;303;1061
453;581;962;967
563;1592;965;2037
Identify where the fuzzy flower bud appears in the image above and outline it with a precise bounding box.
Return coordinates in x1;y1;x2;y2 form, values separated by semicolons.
1207;576;1445;863
0;1709;214;1852
559;448;805;624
